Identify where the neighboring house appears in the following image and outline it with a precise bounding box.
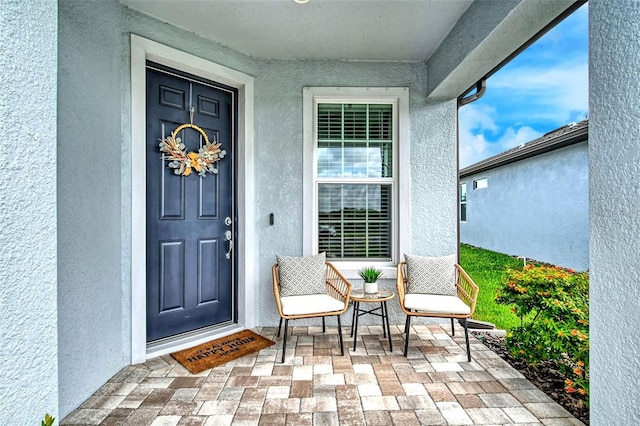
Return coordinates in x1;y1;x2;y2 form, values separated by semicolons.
1;1;638;423
460;120;589;271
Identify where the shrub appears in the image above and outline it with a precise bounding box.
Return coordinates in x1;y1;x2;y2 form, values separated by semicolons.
496;264;589;403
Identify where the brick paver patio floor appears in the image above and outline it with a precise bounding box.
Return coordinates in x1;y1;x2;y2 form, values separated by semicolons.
61;323;584;425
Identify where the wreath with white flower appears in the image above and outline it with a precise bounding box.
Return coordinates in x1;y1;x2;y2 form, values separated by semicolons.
158;123;226;177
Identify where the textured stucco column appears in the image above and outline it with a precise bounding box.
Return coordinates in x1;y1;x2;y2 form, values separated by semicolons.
57;0;128;419
590;1;640;423
0;1;59;423
410;99;458;256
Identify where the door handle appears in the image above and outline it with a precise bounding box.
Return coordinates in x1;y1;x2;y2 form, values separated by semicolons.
225;230;233;259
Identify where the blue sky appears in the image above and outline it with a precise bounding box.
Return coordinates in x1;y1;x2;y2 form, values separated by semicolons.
459;4;588;169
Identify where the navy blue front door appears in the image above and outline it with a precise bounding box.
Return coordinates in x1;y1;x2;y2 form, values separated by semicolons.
146;63;236;342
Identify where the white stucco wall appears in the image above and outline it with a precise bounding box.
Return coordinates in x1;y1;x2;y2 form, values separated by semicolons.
411;99;459;256
0;0;59;424
57;0;127;418
23;0;635;421
122;4;457;333
590;1;640;424
255;61;458;327
461;142;589;271
57;1;260;419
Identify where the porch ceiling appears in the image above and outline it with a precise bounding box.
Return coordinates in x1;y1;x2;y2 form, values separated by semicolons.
120;0;473;62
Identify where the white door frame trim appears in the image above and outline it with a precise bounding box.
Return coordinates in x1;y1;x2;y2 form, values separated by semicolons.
130;34;255;363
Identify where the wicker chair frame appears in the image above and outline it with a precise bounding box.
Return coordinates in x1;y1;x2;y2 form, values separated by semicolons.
272;262;352;363
396;262;479;361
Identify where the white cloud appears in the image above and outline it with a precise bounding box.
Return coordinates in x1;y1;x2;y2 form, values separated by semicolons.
458;104;496;168
495;126;544;153
459;125;543;169
459;131;489;169
459;104;544;168
490;61;588;123
459;103;498;134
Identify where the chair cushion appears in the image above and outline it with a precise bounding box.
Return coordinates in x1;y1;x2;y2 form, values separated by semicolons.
276;253;326;296
280;294;345;316
404;293;471;315
404;253;457;295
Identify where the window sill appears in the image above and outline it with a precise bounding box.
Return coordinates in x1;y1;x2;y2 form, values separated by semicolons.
329;262;398;280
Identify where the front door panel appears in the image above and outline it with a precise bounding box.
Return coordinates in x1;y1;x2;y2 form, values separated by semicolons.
146;64;236;342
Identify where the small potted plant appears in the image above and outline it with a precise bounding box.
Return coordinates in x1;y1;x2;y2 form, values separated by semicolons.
358;266;384;294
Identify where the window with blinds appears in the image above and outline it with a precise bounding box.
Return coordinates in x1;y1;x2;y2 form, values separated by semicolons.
316;103;394;261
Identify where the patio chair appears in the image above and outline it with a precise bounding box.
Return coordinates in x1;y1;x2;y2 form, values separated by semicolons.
272;253;352;363
397;254;479;361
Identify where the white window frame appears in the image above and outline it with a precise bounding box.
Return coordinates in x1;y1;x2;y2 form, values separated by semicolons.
473;177;488;189
303;87;410;279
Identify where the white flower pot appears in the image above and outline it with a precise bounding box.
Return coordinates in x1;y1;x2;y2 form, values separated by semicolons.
364;281;378;294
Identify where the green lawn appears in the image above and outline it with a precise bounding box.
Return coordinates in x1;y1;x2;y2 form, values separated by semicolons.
459;244;528;330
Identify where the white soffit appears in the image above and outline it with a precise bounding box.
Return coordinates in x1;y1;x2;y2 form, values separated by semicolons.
120;0;472;62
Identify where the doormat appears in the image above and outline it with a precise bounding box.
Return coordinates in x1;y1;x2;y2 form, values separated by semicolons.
171;330;275;374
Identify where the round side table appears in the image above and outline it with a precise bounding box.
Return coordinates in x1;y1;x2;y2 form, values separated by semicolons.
350;288;394;351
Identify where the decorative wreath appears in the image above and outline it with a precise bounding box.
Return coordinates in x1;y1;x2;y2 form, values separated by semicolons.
158;123;226;177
